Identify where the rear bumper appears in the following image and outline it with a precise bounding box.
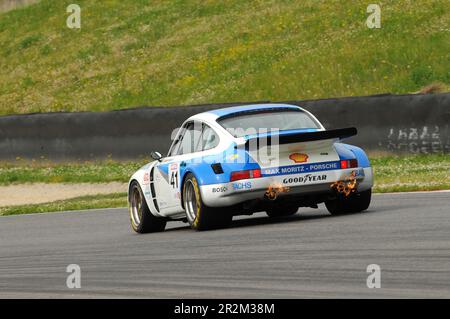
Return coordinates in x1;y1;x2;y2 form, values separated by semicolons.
200;167;373;207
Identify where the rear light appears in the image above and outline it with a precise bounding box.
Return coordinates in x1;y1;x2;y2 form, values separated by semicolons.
252;169;262;178
340;159;358;169
230;169;262;182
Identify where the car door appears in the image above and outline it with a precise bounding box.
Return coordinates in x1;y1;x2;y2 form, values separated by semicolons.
153;121;203;216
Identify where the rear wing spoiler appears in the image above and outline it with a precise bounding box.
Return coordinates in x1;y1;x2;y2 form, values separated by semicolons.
243;127;357;148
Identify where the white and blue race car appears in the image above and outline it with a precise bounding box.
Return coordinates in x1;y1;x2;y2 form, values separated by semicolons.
128;104;373;232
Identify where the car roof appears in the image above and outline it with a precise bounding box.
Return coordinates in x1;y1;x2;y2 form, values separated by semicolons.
188;103;309;126
205;103;303;118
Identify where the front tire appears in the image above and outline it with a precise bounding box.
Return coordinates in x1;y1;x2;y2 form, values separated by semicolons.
183;173;232;231
129;181;166;233
325;188;372;215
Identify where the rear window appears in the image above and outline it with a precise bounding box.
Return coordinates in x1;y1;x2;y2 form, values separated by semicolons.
218;110;320;137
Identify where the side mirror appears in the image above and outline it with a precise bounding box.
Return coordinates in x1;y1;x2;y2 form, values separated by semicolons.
150;151;162;162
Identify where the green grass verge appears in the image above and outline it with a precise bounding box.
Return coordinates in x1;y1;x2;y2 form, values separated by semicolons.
371;154;450;193
0;1;448;115
0;192;127;217
1;155;449;192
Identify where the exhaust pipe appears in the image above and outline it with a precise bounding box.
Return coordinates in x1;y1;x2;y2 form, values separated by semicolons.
330;171;358;197
265;183;290;201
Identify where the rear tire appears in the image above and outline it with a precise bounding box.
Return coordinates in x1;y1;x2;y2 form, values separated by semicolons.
266;205;298;218
183;173;232;231
129;181;166;233
325;188;372;215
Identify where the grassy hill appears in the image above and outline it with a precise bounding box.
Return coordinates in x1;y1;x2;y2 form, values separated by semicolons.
0;0;448;115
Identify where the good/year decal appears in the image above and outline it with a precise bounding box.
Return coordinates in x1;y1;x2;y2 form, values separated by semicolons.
283;174;327;184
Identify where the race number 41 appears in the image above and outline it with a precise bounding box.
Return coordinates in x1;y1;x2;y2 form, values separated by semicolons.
169;163;179;189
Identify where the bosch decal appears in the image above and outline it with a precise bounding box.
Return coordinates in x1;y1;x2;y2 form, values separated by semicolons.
212;186;228;193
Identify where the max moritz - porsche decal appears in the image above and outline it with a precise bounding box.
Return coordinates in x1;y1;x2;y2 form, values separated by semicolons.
262;161;340;176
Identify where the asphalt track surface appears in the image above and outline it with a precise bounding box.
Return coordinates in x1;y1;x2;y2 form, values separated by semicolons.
0;192;449;298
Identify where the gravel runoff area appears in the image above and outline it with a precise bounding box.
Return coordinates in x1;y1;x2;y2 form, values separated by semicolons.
0;182;128;207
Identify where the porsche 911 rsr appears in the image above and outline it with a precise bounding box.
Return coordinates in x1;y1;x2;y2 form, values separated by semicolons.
128;104;373;232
